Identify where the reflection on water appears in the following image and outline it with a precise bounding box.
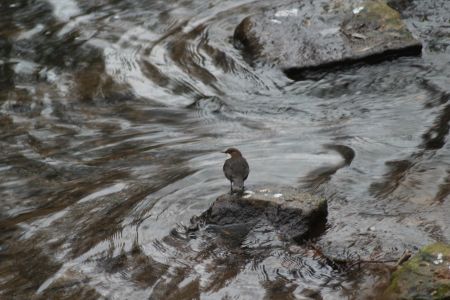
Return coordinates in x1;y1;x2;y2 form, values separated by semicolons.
1;0;450;299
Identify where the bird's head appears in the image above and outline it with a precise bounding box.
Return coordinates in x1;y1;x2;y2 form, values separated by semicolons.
222;147;242;157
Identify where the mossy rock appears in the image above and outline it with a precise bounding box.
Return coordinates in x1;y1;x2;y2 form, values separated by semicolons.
384;243;450;300
234;0;421;80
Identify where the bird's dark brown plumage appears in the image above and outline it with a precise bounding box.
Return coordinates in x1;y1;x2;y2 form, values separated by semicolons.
222;147;249;193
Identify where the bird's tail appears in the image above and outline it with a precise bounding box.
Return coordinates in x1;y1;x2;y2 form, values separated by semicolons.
232;177;245;193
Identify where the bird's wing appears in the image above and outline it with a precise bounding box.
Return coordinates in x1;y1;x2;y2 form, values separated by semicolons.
243;158;250;180
230;158;248;178
223;159;232;180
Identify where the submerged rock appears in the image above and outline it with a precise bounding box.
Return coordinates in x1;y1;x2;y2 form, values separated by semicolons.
196;186;327;242
384;243;450;300
234;0;422;79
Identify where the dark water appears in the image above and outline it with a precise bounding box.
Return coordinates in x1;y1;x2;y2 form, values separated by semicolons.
1;0;449;299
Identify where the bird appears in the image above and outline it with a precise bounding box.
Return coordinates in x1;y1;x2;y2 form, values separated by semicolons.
222;147;250;194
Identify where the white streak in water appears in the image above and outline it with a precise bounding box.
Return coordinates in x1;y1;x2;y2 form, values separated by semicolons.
78;183;127;203
17;24;45;40
46;0;81;22
320;27;340;37
21;209;69;240
275;8;299;18
353;6;364;14
0;166;12;172
41;94;53;118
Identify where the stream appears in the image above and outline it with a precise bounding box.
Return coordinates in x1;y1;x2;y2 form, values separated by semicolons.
1;0;450;299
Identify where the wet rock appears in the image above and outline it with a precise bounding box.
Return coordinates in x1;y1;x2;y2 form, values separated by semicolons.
386;0;414;13
234;0;422;79
196;186;327;242
384;243;450;300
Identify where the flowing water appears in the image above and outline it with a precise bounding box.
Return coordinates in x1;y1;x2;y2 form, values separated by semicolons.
1;0;450;299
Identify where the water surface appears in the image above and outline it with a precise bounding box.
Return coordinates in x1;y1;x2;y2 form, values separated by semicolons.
1;0;449;299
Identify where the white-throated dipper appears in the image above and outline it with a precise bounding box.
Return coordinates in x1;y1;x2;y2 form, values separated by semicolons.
222;147;249;194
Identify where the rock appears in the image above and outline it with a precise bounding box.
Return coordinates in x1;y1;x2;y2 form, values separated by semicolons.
197;186;327;242
234;0;422;79
386;0;414;13
384;243;450;300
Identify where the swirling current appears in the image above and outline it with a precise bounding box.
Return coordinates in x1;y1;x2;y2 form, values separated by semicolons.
0;0;449;299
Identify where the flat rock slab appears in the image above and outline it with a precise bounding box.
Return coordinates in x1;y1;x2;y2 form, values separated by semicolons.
197;186;327;242
234;0;422;79
384;243;450;299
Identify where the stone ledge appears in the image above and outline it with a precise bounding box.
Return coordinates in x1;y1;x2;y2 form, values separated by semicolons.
196;186;327;242
234;0;422;79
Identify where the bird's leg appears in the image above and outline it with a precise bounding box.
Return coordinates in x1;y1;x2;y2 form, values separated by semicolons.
230;181;233;194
